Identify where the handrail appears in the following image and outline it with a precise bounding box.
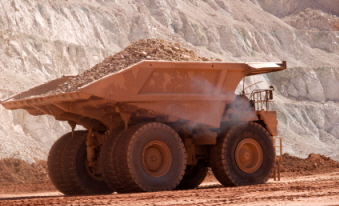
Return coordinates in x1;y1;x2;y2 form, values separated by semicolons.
249;86;274;111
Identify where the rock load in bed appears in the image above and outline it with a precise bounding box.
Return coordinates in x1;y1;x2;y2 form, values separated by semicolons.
46;38;214;96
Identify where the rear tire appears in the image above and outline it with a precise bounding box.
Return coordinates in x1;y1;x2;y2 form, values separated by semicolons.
99;130;123;192
210;122;275;186
175;161;208;190
112;122;187;193
61;131;113;195
47;132;73;194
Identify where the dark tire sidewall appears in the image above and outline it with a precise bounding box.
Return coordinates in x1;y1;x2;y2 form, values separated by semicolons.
129;124;186;191
63;131;113;195
224;122;275;185
47;132;73;194
176;161;208;190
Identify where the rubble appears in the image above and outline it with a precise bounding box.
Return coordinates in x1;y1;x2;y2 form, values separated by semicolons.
46;39;215;96
279;153;339;176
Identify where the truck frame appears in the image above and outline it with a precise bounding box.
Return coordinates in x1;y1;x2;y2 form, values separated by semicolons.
1;60;286;194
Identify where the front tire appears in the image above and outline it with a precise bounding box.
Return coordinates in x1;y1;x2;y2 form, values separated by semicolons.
210;122;275;186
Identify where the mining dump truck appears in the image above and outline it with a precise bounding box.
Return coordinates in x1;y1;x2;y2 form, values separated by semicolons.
0;60;286;195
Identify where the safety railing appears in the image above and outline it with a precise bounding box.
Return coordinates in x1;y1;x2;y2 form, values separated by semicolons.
249;86;274;111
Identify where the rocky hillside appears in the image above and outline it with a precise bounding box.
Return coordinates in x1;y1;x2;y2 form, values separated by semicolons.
0;0;339;161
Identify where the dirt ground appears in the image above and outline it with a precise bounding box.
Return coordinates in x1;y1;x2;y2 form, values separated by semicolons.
0;169;338;206
0;153;338;205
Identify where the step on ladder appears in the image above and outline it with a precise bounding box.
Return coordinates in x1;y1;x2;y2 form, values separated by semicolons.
273;136;283;181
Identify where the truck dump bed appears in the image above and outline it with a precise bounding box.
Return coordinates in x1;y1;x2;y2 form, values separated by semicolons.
1;61;286;128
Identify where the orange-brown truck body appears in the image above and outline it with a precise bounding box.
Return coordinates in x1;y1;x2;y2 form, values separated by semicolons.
1;61;286;132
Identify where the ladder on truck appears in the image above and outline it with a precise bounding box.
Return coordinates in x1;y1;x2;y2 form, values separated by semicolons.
273;136;283;181
250;87;283;181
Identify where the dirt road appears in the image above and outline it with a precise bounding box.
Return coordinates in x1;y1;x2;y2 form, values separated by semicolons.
1;169;338;206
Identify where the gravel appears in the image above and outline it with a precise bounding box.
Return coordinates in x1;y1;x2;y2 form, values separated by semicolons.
45;38;217;96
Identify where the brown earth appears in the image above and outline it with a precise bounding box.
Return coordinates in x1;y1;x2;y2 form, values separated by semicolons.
0;153;338;195
0;158;54;194
0;167;338;206
279;153;339;176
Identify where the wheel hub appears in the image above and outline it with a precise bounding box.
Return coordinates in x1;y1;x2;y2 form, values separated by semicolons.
241;151;250;161
142;140;172;177
235;138;263;173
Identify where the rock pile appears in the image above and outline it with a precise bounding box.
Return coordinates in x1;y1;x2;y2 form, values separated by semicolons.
47;39;214;96
279;153;339;175
0;158;54;193
283;8;339;31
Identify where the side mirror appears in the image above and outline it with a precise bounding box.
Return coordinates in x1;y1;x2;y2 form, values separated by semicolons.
268;86;274;100
269;90;273;100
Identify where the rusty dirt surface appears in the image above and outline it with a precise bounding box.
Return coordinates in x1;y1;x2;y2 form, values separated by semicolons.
0;170;338;206
0;154;338;205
